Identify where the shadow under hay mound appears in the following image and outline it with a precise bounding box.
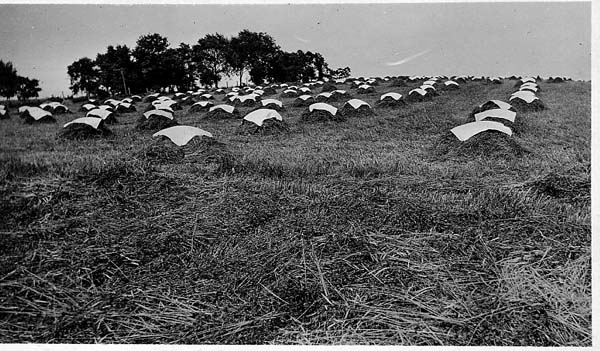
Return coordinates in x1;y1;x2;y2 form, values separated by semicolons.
58;122;113;140
135;115;179;131
432;131;529;159
189;104;213;113
203;109;240;120
236;118;290;135
135;136;235;173
510;98;546;112
22;114;56;124
528;164;590;202
300;109;345;123
338;105;375;118
320;83;337;92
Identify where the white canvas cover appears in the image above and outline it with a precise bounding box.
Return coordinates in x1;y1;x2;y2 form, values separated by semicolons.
509;94;539;104
226;92;239;97
39;103;50;109
154;105;175;113
147;93;160;98
424;80;437;86
192;101;213;107
254;89;265;96
131;95;141;100
98;105;114;111
24;107;52;120
156;96;171;101
333;90;347;95
299;87;311;93
283;89;298;94
237;94;259;102
409;88;427;96
380;92;402;101
209;104;235;113
243;109;283;126
358;84;372;90
309;103;337;115
288;85;298;90
232;87;240;92
280;83;288;88
153;99;176;107
118;102;132;109
153;126;212;146
481;100;512;110
82;103;96;111
474;109;517;123
261;99;283;107
0;104;5;111
521;77;536;83
144;109;174;120
201;94;213;99
174;92;186;97
450;121;512;141
421;84;436;91
298;95;312;101
104;99;120;106
18;106;31;113
317;92;332;98
444;81;459;86
345;99;370;109
86;108;113;120
215;89;225;93
64;117;102;129
121;98;133;104
335;79;346;84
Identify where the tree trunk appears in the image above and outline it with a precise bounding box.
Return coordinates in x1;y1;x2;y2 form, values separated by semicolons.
239;69;243;87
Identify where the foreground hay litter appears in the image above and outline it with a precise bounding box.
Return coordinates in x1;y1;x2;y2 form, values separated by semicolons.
528;163;590;202
236;118;290;135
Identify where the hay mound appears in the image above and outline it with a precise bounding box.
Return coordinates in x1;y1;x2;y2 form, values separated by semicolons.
432;131;528;159
376;99;406;108
389;78;407;87
203;109;240;120
262;87;277;96
58;122;112;140
548;77;565;83
510;98;546;112
300;110;345;122
236;118;291;135
406;93;432;103
293;98;315;107
469;103;516;118
135;115;179;131
528;164;590;202
256;103;284;111
280;91;298;98
236;99;259;108
357;87;375;94
339;105;374;118
189;104;213;113
320;83;337;92
0;111;9;120
134;139;185;164
23;115;56;124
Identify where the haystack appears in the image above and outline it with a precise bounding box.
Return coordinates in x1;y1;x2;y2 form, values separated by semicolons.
144;93;160;103
237;109;289;135
300;103;344;122
58;117;112;140
258;99;285;111
80;103;97;112
315;93;332;102
338;99;374;118
509;96;546;112
406;89;432;102
389;78;407;87
234;95;260;108
87;109;118;124
433;130;527;158
469;100;515;118
293;95;315;107
280;89;299;98
261;87;277;96
320;82;337;93
330;90;351;102
528;163;590;202
115;103;136;113
0;107;8;120
189;101;214;113
357;85;375;94
21;107;56;124
136;110;178;131
377;93;406;108
204;105;240;120
547;77;565;83
443;81;460;90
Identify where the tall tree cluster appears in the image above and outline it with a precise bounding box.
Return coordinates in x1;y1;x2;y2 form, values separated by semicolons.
0;60;42;101
67;30;351;97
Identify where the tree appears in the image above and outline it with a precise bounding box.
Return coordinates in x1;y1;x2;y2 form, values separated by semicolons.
192;33;231;88
0;60;19;100
96;45;136;95
67;57;100;97
327;66;351;79
133;33;170;91
16;76;41;100
229;30;280;86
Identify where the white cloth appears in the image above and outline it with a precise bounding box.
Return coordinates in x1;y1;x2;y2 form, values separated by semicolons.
345;99;370;109
309;103;337;115
451;121;513;141
143;109;174;120
380;92;402;100
153;126;213;146
86;109;113;120
209;104;235;113
474;109;517;123
243;109;283;126
64;117;102;129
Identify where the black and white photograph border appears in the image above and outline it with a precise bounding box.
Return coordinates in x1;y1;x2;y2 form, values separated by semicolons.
0;0;596;349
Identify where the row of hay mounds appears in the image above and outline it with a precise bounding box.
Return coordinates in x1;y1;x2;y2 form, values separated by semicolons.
58;117;113;140
469;99;522;134
40;101;70;114
338;99;374;118
19;106;56;124
204;104;240;120
377;92;406;108
509;78;546;111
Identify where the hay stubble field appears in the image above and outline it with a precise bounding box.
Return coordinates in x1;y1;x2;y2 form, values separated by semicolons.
0;78;591;345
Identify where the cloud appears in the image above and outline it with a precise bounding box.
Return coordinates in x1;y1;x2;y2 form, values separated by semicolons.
385;50;431;66
295;36;311;43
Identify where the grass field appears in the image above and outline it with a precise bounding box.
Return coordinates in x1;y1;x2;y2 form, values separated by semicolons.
0;78;591;345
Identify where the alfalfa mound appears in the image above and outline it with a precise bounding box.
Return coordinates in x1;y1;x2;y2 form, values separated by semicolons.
203;109;240;120
510;98;546;112
320;82;337;92
255;103;285;111
432;131;529;159
236;118;291;136
261;87;277;96
300;109;345;122
338;104;375;118
293;97;315;107
135;115;179;131
469;102;516;118
528;163;590;202
182;136;235;173
389;78;407;87
134;138;185;164
58;122;113;140
376;98;406;108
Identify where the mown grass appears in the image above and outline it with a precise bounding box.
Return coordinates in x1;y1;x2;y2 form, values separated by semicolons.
0;79;590;345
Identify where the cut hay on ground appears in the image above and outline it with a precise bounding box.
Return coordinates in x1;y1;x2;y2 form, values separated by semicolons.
528;164;590;202
510;98;546;112
338;104;375;118
58;121;113;140
432;131;528;159
21;111;56;124
136;115;179;131
236;118;291;135
300;109;345;123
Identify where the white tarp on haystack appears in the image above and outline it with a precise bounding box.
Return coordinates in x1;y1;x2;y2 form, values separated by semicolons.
153;126;213;146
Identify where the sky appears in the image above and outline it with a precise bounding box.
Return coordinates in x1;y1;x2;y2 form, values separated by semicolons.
0;2;591;97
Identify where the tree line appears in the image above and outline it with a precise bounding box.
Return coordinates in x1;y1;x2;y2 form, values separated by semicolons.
68;30;351;98
0;60;42;101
